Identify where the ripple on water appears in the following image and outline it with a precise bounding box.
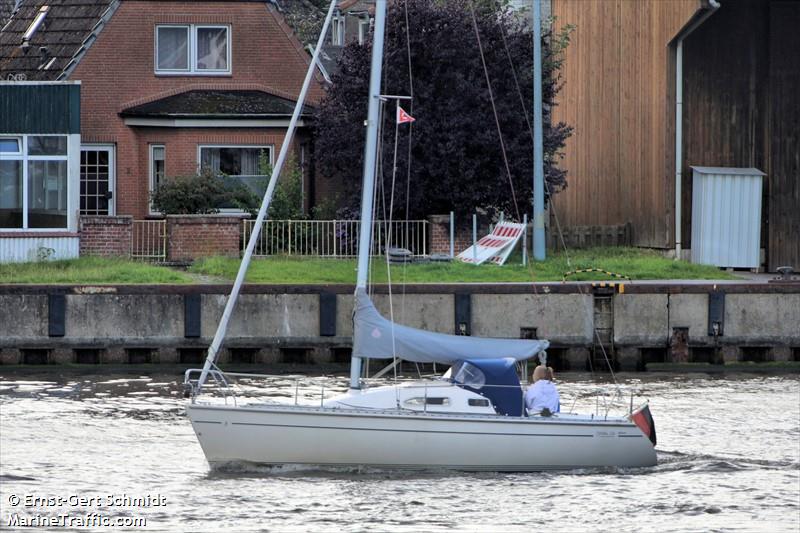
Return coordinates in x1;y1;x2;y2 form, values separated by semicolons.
0;372;798;533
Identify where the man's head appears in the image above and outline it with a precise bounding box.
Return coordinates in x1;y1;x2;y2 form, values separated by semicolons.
532;365;548;382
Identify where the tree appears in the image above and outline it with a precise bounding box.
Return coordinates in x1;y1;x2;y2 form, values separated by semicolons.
314;0;573;220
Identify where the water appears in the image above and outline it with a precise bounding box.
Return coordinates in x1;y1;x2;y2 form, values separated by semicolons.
1;371;798;532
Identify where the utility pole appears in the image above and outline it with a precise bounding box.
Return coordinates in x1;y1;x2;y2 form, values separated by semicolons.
532;0;546;261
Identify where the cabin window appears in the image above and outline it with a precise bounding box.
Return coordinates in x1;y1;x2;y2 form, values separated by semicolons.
155;25;230;74
452;361;486;389
0;135;69;229
404;397;450;406
468;398;490;407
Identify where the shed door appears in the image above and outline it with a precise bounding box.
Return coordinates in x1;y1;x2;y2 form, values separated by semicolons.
80;145;115;215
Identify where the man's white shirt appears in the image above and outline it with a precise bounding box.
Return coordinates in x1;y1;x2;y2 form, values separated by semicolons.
524;379;560;413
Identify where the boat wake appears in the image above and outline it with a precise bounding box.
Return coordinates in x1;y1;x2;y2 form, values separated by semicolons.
205;461;462;479
655;449;799;472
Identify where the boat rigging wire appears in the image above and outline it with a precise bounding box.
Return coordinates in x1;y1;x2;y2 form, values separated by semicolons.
492;10;624;392
195;0;338;392
468;0;522;223
495;16;573;269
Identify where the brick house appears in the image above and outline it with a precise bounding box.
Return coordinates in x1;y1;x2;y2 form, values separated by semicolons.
0;0;323;260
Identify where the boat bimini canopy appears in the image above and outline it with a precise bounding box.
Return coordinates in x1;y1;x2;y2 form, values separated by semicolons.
452;358;524;417
352;288;549;365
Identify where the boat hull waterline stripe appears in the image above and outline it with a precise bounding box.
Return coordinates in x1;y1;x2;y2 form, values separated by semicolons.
198;420;605;438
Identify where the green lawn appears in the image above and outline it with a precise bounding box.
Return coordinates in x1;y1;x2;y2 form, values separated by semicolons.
190;248;738;284
0;248;737;285
0;257;193;284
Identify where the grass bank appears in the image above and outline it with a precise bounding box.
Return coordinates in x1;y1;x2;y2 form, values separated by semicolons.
190;248;738;284
0;257;193;284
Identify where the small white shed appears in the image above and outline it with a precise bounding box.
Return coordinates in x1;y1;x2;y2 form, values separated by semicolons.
690;166;765;269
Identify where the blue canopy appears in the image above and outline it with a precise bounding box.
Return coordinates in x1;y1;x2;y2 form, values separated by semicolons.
451;358;523;417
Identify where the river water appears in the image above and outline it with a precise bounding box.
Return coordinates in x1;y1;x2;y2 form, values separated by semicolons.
0;370;798;532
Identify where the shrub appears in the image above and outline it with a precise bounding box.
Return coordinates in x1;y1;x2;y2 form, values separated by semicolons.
150;168;259;215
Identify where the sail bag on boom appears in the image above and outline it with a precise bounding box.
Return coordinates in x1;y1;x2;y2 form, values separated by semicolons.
352;288;549;364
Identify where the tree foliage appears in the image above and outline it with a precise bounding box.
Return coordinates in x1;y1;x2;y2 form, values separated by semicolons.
314;0;573;220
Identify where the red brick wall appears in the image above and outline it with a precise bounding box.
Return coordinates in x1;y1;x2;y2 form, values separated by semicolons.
69;1;324;219
428;214;488;255
79;216;133;257
167;215;242;261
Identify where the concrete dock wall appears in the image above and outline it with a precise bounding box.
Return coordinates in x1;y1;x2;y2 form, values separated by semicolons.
0;283;798;369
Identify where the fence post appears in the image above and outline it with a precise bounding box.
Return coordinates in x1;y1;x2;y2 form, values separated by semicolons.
449;211;454;258
472;214;477;264
522;213;528;266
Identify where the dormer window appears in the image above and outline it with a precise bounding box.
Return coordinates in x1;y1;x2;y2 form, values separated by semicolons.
155;24;231;75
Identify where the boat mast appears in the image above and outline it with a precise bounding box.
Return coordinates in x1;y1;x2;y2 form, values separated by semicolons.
350;0;388;390
532;0;546;260
195;0;339;392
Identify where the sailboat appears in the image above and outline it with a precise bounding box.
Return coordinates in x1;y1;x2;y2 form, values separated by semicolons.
184;0;657;471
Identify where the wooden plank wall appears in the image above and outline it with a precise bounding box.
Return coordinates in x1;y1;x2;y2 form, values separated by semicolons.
681;0;770;250
768;1;800;269
550;0;700;248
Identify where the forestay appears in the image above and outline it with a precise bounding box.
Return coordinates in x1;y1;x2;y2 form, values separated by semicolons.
352;288;549;364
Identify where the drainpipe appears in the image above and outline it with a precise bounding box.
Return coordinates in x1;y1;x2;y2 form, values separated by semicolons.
675;0;720;260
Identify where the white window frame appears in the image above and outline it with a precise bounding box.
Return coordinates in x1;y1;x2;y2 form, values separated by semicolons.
0;133;73;231
155;24;232;75
197;144;274;213
79;144;116;216
358;18;370;45
0;136;22;155
331;15;345;46
148;144;166;215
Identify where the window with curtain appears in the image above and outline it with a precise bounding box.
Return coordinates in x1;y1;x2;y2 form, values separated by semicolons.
156;24;230;74
0;160;22;228
156;26;189;71
0;135;69;229
196;27;228;71
199;146;272;197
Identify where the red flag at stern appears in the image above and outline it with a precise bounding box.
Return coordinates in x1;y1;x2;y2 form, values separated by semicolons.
630;404;657;446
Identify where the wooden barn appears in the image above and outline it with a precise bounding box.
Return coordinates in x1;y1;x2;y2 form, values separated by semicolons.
549;0;799;271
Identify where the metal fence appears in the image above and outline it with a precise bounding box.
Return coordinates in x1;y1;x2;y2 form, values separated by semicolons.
243;219;429;257
132;220;167;261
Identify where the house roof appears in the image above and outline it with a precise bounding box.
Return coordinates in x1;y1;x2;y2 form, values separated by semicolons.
0;0;325;82
119;89;313;119
270;0;324;46
0;0;16;29
0;0;117;81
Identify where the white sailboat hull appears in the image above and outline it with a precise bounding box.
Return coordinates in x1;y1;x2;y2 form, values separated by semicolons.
187;403;657;471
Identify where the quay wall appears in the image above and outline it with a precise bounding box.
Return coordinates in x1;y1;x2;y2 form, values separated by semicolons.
0;283;798;370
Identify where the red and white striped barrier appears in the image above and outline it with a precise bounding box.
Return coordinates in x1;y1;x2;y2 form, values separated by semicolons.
457;222;525;266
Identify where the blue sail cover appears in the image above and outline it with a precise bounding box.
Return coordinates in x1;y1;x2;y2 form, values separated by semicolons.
451;358;523;417
352;288;549;365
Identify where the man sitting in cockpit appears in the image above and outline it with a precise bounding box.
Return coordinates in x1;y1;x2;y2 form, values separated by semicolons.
524;365;560;416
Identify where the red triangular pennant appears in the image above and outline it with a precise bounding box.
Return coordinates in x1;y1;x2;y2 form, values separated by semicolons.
397;106;415;124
